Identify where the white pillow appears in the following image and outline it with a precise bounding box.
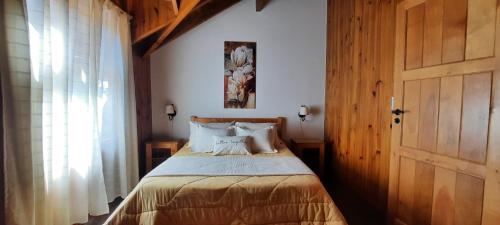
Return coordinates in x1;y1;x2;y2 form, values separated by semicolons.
191;125;234;152
189;121;234;145
212;136;252;156
235;122;278;147
235;122;276;130
236;127;277;153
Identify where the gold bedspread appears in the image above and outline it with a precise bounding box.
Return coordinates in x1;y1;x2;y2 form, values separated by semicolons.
104;144;347;225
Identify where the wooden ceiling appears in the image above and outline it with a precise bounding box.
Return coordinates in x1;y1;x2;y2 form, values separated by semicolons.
114;0;271;57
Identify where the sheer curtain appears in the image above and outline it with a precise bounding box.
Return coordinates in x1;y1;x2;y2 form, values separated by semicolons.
2;0;139;224
99;1;139;205
1;0;36;224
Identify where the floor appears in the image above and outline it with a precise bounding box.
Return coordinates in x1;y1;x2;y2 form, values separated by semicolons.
326;182;385;225
81;184;384;225
79;198;122;225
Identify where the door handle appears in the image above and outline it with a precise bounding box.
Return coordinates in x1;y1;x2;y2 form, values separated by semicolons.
391;109;405;116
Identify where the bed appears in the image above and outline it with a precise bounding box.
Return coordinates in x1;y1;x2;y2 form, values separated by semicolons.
104;117;347;225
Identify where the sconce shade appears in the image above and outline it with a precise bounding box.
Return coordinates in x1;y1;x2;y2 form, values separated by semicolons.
166;104;175;115
298;105;308;122
165;104;176;120
299;105;308;116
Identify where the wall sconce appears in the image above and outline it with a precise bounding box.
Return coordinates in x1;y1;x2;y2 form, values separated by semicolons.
298;105;308;121
165;104;176;121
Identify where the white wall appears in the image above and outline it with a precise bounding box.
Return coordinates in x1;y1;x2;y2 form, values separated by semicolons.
150;0;327;142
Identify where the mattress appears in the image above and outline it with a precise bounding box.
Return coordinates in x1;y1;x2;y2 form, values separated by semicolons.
104;143;347;225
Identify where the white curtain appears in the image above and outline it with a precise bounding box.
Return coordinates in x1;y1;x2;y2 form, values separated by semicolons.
1;0;139;224
99;0;139;206
1;0;36;224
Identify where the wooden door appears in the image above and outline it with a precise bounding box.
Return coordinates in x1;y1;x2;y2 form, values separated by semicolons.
388;0;500;225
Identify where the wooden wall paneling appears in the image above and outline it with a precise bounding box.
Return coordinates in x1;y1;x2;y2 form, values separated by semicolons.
437;76;462;157
325;0;396;213
0;31;4;225
133;52;152;177
482;4;500;223
454;173;484;225
347;0;361;192
423;0;443;67
402;80;421;148
358;0;379;199
325;0;335;179
405;4;425;70
465;0;496;60
325;0;351;186
417;78;440;152
431;167;456;225
325;0;338;182
377;0;396;209
441;0;467;64
336;0;352;188
459;73;492;163
341;0;355;189
368;0;383;204
387;2;407;222
346;0;362;192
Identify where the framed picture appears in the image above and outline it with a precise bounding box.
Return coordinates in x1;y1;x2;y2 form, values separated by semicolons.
224;41;256;109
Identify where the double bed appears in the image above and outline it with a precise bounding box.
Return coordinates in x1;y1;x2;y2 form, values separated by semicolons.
104;117;346;225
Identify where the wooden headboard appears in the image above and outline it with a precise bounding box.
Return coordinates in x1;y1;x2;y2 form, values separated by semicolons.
191;116;286;137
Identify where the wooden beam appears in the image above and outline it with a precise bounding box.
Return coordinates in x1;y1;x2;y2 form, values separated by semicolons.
133;23;168;44
169;0;179;15
132;50;152;177
143;0;200;57
256;0;270;12
166;0;240;43
132;0;177;45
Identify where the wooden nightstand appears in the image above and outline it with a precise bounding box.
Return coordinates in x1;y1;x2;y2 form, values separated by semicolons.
291;138;325;177
145;140;181;173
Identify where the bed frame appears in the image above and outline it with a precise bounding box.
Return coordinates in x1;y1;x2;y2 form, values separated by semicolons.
191;116;286;137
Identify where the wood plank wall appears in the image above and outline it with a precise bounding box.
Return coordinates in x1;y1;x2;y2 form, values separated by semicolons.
0;13;5;225
133;52;152;177
324;0;396;212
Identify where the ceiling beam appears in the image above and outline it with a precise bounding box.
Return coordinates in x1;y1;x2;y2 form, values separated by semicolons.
256;0;270;12
168;0;179;15
143;0;200;57
133;23;168;44
166;0;240;43
131;0;178;45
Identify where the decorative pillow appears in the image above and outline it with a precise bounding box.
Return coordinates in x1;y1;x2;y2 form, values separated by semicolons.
236;126;277;153
189;121;234;146
235;122;278;147
191;125;234;152
235;122;276;130
212;136;252;156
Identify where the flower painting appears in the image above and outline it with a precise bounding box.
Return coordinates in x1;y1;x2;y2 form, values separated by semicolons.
224;41;256;109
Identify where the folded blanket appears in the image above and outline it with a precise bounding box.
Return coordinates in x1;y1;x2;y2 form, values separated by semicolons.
146;155;315;177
